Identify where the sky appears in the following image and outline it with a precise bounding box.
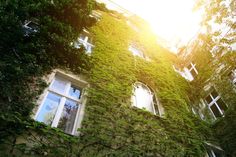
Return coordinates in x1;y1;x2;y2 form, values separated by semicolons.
97;0;203;52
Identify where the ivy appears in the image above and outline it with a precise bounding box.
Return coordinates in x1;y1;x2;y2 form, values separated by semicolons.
0;2;216;157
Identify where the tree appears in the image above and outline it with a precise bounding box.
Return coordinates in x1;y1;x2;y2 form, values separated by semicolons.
195;0;235;55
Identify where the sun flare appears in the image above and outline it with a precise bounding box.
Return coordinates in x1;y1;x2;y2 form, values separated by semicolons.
98;0;203;51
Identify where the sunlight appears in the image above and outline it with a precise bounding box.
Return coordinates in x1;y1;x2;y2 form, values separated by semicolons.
98;0;203;51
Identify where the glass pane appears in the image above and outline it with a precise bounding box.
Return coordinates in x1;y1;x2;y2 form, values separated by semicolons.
206;149;215;157
210;104;221;118
50;77;67;94
190;69;197;78
211;90;218;99
217;99;227;114
79;34;87;41
152;93;159;114
134;84;154;113
57;99;79;134
36;93;61;125
129;46;144;58
205;95;212;104
187;64;192;70
229;70;236;81
69;86;81;99
27;22;38;30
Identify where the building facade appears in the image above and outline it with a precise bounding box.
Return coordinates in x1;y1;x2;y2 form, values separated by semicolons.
0;1;234;156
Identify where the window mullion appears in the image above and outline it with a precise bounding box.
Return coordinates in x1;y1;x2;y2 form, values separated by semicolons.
215;102;224;115
51;97;66;127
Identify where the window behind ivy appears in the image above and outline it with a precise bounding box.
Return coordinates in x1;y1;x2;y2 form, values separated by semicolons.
205;89;227;118
187;62;198;79
229;69;236;85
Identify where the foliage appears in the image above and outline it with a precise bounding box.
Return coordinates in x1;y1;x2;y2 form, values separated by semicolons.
0;0;94;156
195;0;236;54
193;0;236;155
0;1;215;156
77;11;213;156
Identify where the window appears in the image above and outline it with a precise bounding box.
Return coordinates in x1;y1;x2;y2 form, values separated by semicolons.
74;29;94;54
132;82;161;115
205;90;227;118
129;45;145;58
187;62;198;79
35;72;87;135
229;69;236;85
23;20;39;36
89;10;102;21
207;149;223;157
205;143;224;157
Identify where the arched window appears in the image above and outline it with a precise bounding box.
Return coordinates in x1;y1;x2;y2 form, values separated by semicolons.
132;82;162;115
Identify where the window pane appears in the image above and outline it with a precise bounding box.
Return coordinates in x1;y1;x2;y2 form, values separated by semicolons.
27;21;38;30
217;99;227;114
57;99;79;134
187;64;192;70
69;86;81;99
205;95;212;104
129;46;144;58
51;77;67;94
134;84;154;113
190;69;197;78
229;70;236;81
79;34;87;41
210;104;221;118
207;149;215;157
211;90;218;99
36;93;61;125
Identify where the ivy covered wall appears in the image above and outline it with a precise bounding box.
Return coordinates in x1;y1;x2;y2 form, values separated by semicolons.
0;1;218;156
176;34;236;156
71;11;213;156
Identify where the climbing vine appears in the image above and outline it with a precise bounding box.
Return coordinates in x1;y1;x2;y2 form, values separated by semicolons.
0;2;215;156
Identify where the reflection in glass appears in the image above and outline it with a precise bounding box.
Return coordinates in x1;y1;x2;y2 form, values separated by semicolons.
129;45;144;58
69;86;81;99
51;77;67;94
205;95;212;104
57;100;79;134
190;69;197;78
217;99;227;114
36;92;61;125
210;104;221;118
133;83;155;113
211;90;218;99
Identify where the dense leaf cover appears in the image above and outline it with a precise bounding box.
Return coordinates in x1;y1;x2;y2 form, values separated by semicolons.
0;1;217;156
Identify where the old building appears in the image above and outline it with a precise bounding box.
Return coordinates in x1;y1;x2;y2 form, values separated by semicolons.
0;1;235;157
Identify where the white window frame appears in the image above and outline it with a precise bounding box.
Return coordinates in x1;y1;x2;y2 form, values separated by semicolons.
187;62;198;78
182;62;198;81
89;10;102;21
207;149;217;157
34;70;88;136
205;142;224;157
229;69;236;85
74;29;94;54
205;91;227;119
131;82;163;116
23;20;39;36
24;21;39;32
